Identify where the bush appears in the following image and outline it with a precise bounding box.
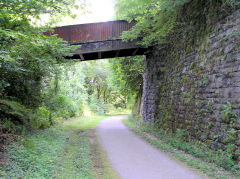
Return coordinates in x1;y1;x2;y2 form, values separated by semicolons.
43;92;84;119
30;106;51;129
88;95;109;114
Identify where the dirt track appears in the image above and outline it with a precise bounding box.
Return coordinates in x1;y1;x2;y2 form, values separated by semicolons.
97;115;204;179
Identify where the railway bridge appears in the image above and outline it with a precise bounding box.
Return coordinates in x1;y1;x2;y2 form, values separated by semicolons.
45;20;147;61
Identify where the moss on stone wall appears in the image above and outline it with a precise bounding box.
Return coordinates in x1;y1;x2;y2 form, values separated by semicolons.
143;4;240;162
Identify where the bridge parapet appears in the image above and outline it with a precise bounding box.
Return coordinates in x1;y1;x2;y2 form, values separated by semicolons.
45;20;147;60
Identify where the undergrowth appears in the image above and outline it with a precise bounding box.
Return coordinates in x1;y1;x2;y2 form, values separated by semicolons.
0;115;112;179
124;115;240;179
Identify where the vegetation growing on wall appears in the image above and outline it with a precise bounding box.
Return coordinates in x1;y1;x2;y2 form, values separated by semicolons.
115;0;239;47
115;0;240;167
124;116;240;178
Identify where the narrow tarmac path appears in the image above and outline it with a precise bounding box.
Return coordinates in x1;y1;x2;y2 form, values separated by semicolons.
97;115;204;179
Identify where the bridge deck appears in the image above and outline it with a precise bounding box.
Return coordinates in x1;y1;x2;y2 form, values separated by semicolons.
45;20;147;60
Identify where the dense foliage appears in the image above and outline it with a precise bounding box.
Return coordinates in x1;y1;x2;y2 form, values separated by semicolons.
115;0;240;47
109;56;144;113
110;56;144;96
115;0;190;46
0;0;147;147
0;0;80;147
81;59;144;112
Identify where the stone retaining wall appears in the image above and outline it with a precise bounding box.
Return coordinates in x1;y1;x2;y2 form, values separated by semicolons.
143;9;240;155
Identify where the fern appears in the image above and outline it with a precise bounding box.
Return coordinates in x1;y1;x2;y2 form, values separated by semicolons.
0;100;30;123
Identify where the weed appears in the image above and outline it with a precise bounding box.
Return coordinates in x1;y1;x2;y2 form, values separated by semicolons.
202;74;209;86
2;115;116;179
220;102;237;125
124;115;240;179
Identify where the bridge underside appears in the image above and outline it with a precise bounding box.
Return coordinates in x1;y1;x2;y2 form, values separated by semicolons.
69;39;147;61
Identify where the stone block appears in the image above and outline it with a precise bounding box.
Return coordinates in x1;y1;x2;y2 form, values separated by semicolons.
224;43;236;54
142;9;240;158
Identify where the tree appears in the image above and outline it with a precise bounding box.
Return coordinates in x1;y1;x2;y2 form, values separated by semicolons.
115;0;191;47
109;56;144;113
115;0;239;47
110;56;144;96
0;0;80;133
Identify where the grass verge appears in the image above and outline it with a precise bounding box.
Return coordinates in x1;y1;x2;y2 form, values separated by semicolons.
0;115;118;179
123;115;240;179
89;129;120;179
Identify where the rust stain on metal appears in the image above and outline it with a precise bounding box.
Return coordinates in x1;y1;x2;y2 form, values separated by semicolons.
45;20;135;44
44;20;147;61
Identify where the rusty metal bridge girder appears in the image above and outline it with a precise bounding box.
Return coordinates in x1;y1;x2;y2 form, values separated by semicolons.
45;20;148;61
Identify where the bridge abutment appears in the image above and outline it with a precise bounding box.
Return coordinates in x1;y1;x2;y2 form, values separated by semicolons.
142;47;166;123
142;9;240;158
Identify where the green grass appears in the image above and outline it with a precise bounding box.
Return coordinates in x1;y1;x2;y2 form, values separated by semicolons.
1;115;116;179
107;109;131;116
123;116;240;179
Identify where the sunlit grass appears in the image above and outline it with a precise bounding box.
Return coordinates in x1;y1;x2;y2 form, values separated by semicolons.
64;115;108;130
107;108;131;115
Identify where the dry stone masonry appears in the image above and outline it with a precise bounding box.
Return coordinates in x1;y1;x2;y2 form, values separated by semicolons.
143;9;240;158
